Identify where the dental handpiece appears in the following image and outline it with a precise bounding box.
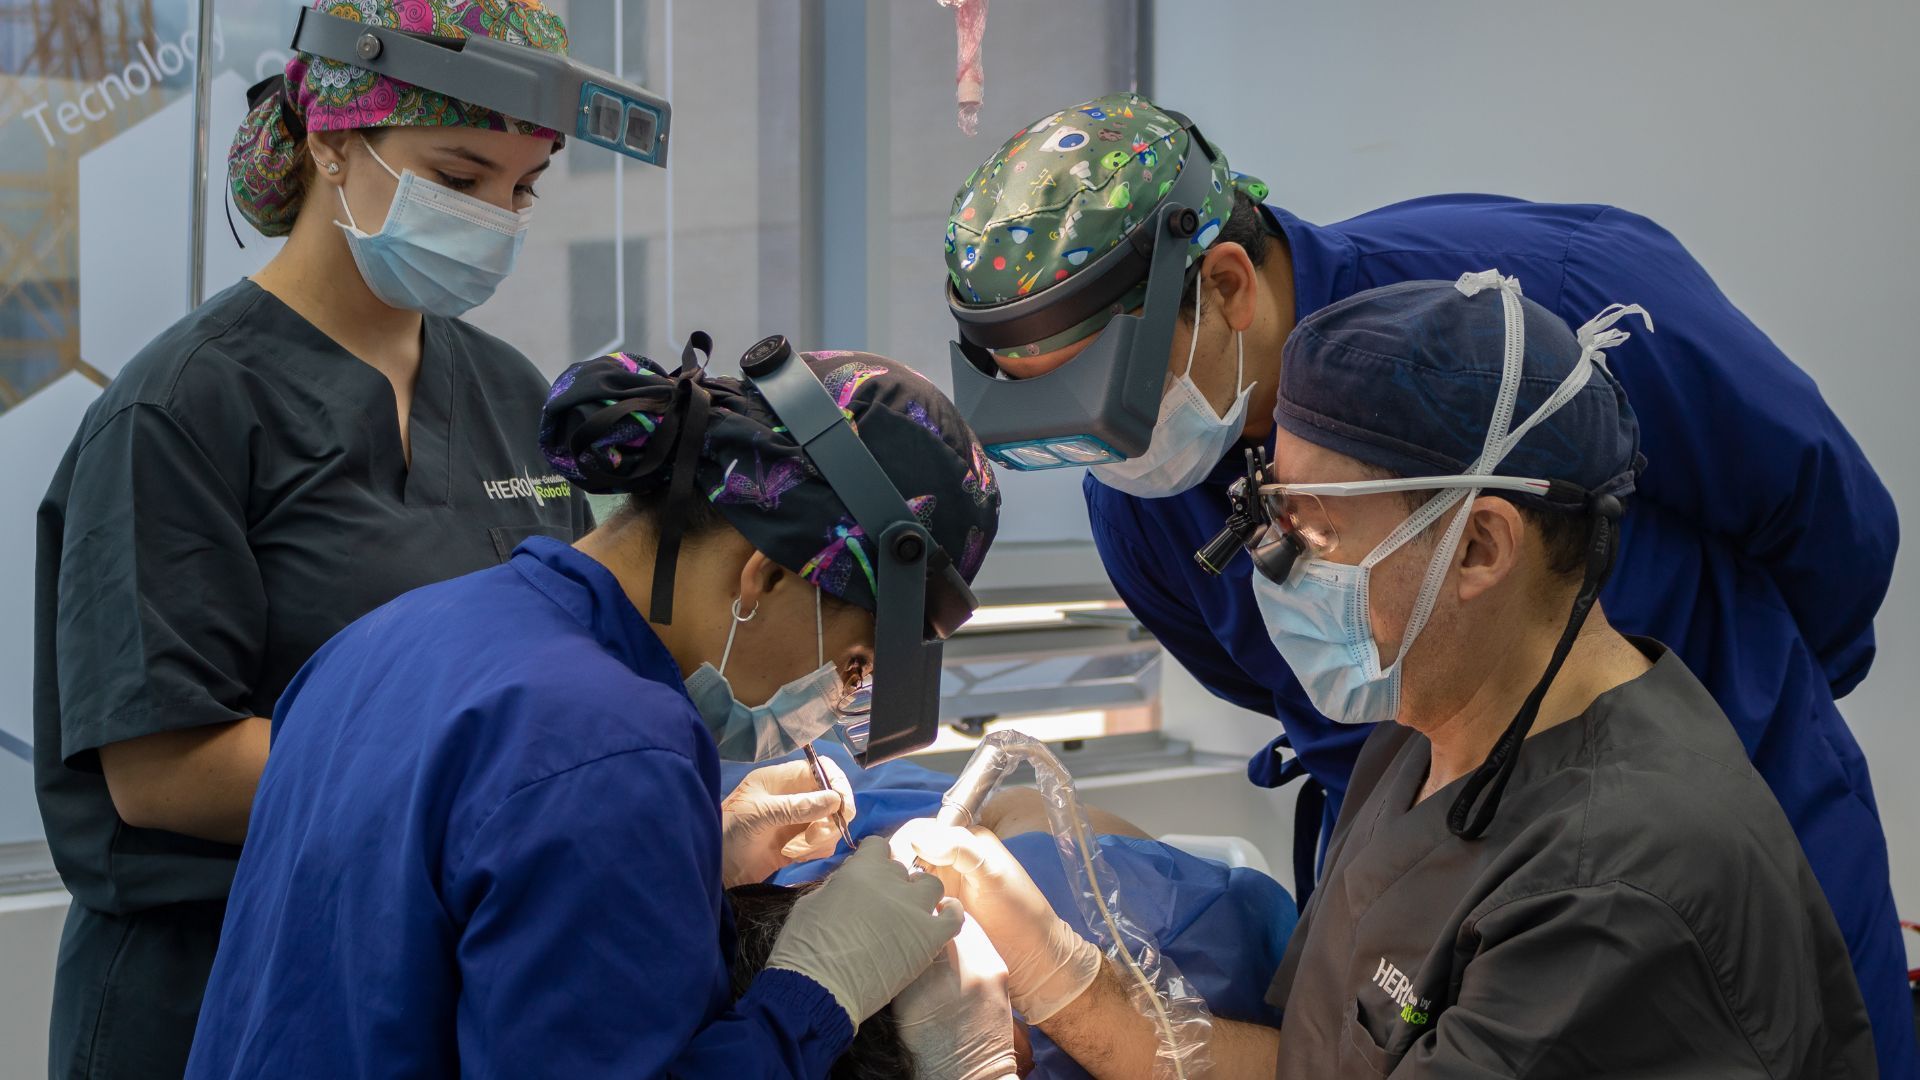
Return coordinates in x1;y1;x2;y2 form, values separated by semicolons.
935;739;1020;829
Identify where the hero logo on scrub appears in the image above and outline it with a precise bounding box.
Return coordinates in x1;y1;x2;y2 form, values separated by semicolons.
1371;957;1434;1027
482;472;571;507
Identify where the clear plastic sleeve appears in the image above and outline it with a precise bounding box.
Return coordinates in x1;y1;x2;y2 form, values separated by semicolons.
941;729;1213;1078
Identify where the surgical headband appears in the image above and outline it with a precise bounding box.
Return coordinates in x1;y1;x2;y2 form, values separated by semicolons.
229;0;567;238
944;92;1270;357
539;342;1001;622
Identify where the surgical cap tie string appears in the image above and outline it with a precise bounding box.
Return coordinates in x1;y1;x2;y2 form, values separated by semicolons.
564;333;717;625
1444;273;1650;839
1377;272;1531;677
643;333;719;624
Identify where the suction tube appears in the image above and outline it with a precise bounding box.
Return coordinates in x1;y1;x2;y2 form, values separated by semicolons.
937;730;1212;1078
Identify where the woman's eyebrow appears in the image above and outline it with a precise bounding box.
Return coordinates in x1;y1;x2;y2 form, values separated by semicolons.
433;144;500;170
432;146;552;178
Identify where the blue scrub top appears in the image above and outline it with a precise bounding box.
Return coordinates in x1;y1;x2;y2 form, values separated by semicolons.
186;537;850;1079
1085;195;1916;1079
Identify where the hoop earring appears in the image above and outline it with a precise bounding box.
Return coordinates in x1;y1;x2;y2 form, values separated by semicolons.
730;598;758;623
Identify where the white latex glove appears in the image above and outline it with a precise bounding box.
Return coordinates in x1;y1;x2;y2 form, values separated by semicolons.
891;818;1102;1023
893;914;1020;1080
766;837;964;1026
720;758;856;887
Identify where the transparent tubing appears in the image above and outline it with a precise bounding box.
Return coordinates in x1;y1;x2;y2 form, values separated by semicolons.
937;730;1213;1078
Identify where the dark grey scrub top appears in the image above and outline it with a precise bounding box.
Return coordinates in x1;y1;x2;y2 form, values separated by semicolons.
33;279;590;916
1267;641;1875;1078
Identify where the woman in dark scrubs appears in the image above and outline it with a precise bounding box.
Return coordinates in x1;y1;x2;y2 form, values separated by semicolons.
31;2;588;1076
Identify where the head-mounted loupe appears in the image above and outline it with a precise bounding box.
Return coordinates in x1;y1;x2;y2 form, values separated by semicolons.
289;7;672;166
947;118;1222;471
1198;447;1586;585
740;335;979;766
1195;448;1306;582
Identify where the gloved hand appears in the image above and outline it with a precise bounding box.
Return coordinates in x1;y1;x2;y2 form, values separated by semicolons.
891;818;1102;1023
893;914;1021;1080
721;758;856;887
766;837;964;1026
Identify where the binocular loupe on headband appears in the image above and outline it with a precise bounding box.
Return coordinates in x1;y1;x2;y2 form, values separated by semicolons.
1195;447;1307;584
290;7;672;166
946;117;1225;472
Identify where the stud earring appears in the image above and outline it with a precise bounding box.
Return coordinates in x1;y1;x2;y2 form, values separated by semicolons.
325;162;340;174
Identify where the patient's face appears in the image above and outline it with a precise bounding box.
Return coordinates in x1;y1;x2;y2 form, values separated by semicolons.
725;882;1033;1079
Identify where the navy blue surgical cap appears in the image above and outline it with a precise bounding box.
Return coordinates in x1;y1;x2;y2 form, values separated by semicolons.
1274;278;1644;502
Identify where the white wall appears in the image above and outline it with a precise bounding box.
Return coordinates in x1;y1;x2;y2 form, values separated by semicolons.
1155;0;1920;947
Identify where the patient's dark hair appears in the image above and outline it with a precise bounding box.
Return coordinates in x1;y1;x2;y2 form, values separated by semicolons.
727;883;920;1080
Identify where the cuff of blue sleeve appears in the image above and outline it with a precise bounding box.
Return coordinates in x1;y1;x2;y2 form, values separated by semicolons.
751;967;854;1057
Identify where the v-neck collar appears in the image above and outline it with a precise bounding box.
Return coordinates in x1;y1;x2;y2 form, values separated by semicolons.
1337;648;1673;904
1370;653;1669;836
403;316;453;507
236;280;457;507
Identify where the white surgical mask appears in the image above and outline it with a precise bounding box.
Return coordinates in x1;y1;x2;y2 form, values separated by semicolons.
684;590;843;763
334;136;531;317
1252;270;1650;726
1090;286;1253;498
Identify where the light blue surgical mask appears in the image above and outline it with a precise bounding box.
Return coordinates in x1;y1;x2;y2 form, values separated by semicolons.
334;136;531;317
1090;287;1252;498
684;590;844;763
1251;489;1470;725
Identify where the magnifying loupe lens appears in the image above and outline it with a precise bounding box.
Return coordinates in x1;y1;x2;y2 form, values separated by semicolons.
834;676;873;718
586;92;622;142
1050;437;1120;465
836;716;871;754
623;104;657;151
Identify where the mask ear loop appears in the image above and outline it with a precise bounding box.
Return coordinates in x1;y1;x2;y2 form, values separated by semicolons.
358;133;402;182
336;134;405;235
335;185;361;234
719;597;756;677
1373;487;1479;676
1184;283;1253;414
1180;285;1205;382
1234;322;1247;397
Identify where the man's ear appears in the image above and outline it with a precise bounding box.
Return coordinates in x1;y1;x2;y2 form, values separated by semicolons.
1199;242;1259;333
1455;496;1523;603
